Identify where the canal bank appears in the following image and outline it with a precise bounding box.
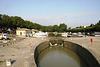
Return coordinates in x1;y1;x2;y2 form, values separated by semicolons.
34;37;100;67
64;36;100;65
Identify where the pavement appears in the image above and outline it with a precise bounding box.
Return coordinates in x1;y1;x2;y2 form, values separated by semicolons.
64;36;100;64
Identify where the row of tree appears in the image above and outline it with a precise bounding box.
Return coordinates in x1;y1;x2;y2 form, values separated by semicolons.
0;14;42;30
0;14;100;32
0;14;67;32
41;23;67;32
67;21;100;32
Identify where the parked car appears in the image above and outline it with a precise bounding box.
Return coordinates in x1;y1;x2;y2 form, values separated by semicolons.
67;33;83;37
95;34;100;37
61;33;68;37
94;32;100;37
0;33;9;39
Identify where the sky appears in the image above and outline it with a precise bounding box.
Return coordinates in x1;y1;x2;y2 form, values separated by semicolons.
0;0;100;28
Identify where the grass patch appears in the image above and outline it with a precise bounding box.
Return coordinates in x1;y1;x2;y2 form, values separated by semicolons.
48;34;61;37
12;55;15;56
0;61;3;63
16;47;20;50
0;55;4;57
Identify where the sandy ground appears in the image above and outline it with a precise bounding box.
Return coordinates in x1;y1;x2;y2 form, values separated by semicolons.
0;37;48;67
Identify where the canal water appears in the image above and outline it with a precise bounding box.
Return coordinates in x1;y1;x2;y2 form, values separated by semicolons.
37;46;89;67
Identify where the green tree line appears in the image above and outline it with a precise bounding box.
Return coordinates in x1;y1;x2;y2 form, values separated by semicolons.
0;14;67;32
0;14;99;32
67;21;100;32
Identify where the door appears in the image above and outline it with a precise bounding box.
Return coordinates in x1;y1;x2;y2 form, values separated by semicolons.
20;32;22;36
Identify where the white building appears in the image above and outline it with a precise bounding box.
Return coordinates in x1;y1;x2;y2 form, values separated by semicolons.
16;28;32;37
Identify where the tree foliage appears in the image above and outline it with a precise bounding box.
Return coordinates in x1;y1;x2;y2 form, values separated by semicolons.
0;14;43;31
93;21;100;31
0;14;67;32
0;14;99;32
53;25;59;32
67;20;100;32
59;23;67;32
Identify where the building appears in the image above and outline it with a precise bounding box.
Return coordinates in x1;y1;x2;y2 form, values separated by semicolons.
31;29;38;35
16;28;32;37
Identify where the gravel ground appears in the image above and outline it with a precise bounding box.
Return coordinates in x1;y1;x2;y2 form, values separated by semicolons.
0;37;48;67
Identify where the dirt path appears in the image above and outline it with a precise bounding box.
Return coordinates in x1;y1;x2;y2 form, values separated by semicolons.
0;37;48;67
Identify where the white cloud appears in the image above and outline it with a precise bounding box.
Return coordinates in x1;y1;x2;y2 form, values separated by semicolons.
22;11;100;28
23;16;67;26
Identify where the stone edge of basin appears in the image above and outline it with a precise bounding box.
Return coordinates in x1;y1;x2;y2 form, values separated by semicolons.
33;40;100;67
64;40;100;67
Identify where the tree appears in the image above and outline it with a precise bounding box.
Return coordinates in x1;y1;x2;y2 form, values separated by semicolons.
68;27;71;29
59;23;67;32
90;24;94;27
0;14;69;32
1;15;10;30
47;26;53;32
41;26;48;32
93;21;100;31
0;14;2;28
53;25;59;32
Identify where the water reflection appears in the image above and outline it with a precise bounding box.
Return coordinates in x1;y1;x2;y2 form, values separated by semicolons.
37;46;88;67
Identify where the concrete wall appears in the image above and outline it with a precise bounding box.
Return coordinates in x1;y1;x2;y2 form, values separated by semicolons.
16;30;32;36
64;41;100;67
34;40;100;67
34;41;50;65
16;30;26;36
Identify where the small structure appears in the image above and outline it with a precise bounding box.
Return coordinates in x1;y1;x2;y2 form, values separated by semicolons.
31;29;38;35
53;32;58;35
16;28;32;37
6;59;11;66
49;39;64;46
34;31;48;37
61;32;68;37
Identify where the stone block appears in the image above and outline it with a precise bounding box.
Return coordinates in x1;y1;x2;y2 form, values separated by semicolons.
6;59;11;66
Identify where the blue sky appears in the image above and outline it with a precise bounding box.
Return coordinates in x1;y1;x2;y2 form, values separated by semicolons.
0;0;100;28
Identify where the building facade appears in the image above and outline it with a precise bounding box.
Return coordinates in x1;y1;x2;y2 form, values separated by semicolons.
16;28;32;37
